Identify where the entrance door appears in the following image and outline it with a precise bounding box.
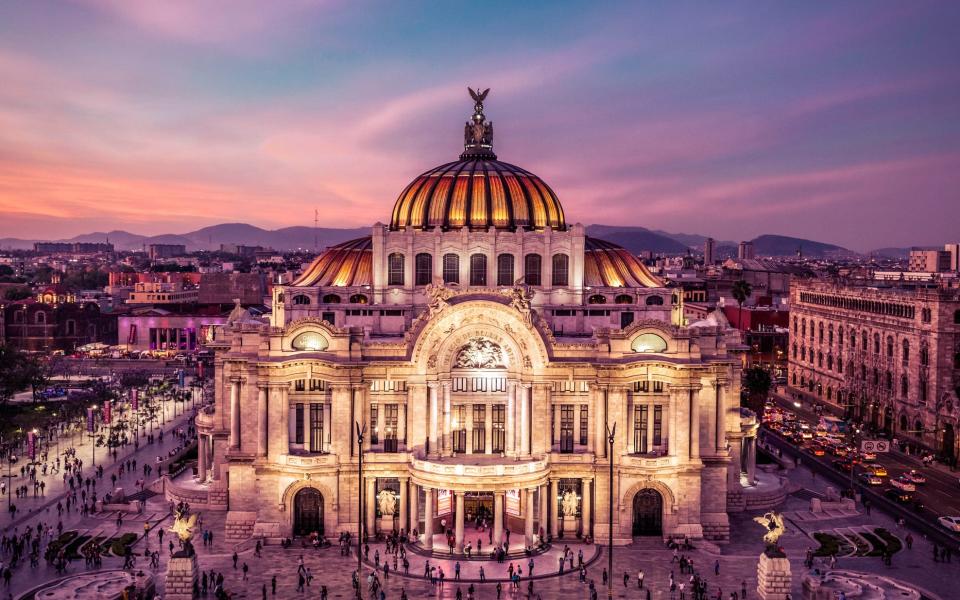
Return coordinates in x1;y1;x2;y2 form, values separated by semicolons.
294;488;324;537
883;407;893;436
943;424;956;461
464;492;494;523
632;489;662;536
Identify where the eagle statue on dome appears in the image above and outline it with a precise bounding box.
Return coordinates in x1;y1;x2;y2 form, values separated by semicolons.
465;87;494;146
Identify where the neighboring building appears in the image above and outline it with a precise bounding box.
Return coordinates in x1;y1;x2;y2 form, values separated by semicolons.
722;305;789;376
118;307;228;353
33;242;114;254
196;93;754;547
908;249;952;273
788;278;960;459
737;241;754;260
220;244;264;258
1;300;117;351
126;282;199;305
197;273;266;306
943;243;960;272
704;238;715;265
148;244;187;260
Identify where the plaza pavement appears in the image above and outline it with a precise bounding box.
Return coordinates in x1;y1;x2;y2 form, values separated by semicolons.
8;455;957;599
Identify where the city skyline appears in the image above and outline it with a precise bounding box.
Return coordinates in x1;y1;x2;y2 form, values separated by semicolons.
1;1;958;250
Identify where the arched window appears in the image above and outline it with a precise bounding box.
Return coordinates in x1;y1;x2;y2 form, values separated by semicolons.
65;319;76;336
800;346;806;361
919;375;928;402
902;339;910;364
901;375;908;396
469;253;487;286
387;252;404;286
349;294;368;304
13;310;24;324
838;328;844;346
35;311;46;325
551;253;569;287
873;333;880;354
292;294;311;305
792;343;798;359
792;373;797;385
862;331;868;350
886;336;894;358
828;324;833;345
818;322;824;343
524;254;542;286
850;330;856;349
827;354;833;370
801;319;806;337
442;253;459;285
837;359;843;374
915;419;923;436
645;295;664;306
817;352;823;368
322;294;341;304
920;343;929;366
632;333;667;353
793;317;798;335
899;414;907;432
615;294;633;304
291;331;328;351
588;294;607;305
496;254;514;286
415;253;433;286
885;370;892;391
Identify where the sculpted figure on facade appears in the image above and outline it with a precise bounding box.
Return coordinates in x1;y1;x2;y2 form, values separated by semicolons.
425;281;455;316
377;489;397;516
561;489;579;517
508;282;535;325
455;337;505;369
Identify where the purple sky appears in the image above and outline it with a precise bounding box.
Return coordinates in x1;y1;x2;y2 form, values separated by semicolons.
0;1;958;251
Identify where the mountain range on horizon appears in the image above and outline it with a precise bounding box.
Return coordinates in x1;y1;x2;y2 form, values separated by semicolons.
0;222;914;259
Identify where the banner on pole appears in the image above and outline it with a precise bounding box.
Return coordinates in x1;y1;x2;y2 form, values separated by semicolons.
131;389;139;411
87;408;95;433
27;431;36;461
103;400;112;425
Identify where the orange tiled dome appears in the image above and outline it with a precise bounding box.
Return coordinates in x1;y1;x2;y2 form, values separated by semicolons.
292;237;372;287
584;237;663;288
389;159;565;231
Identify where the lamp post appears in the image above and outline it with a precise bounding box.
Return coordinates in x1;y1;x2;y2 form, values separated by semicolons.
90;405;98;467
355;421;366;600
606;422;616;600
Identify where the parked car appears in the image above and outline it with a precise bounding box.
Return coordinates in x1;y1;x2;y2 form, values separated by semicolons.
938;516;960;532
903;470;926;484
889;476;916;492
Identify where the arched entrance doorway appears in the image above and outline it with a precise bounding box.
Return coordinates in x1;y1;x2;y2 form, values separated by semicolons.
942;424;956;462
632;489;663;536
293;488;324;537
883;407;893;436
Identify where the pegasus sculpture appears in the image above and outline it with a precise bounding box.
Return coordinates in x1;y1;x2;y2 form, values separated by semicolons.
753;511;786;547
169;511;198;544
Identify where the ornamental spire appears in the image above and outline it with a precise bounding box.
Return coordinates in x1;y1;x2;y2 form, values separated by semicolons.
461;87;496;160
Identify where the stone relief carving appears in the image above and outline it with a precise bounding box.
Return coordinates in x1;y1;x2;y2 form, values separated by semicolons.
377;489;397;516
455;337;506;369
560;489;579;517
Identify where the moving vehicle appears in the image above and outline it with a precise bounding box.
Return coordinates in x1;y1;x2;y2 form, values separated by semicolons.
860;451;877;461
865;464;887;477
938;516;960;532
889;476;916;492
883;488;913;504
859;473;883;486
903;470;926;484
832;460;853;473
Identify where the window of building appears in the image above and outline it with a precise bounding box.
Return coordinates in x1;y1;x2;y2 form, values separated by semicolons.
443;253;459;284
862;331;868;349
652;405;663;446
872;368;879;385
588;294;607;304
35;312;46;325
818;322;823;343
349;294;368;304
453;405;467;453
492;405;505;453
885;370;892;391
615;294;633;304
620;311;635;329
850;330;856;349
828;324;834;345
919;375;928;403
902;339;910;364
370;403;379;445
322;294;341;304
792;344;798;359
920;343;929;366
551;253;569;287
469;254;487;286
837;360;843;374
383;404;398;452
801;319;806;337
793;317;798;335
293;294;311;305
496;254;514;286
321;311;335;325
634;405;648;454
579;405;588;446
559;405;574;453
387;252;405;286
838;328;844;346
827;354;833;370
901;375;908;396
415;253;433;285
65;319;76;336
524;254;542;286
922;308;931;323
886;336;894;358
295;404;304;445
309;404;323;452
645;295;664;306
472;404;486;453
817;352;823;368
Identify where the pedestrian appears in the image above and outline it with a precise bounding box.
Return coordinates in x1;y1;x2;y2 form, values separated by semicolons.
638;569;645;589
905;533;913;550
272;574;277;595
742;579;747;599
715;560;720;576
242;563;248;580
232;552;238;568
624;571;630;587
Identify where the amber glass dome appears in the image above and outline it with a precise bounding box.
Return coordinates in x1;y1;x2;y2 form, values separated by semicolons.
390;159;565;231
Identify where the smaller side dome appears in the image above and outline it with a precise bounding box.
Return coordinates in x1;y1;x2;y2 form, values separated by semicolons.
292;237;372;287
584;237;663;288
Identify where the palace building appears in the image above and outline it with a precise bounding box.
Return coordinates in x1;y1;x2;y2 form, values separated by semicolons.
196;90;754;547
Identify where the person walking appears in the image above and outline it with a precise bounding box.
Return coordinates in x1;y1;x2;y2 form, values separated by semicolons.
715;560;720;576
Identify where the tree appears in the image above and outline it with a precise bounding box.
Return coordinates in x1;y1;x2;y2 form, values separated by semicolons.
3;286;32;301
731;279;752;330
742;366;772;415
0;346;32;404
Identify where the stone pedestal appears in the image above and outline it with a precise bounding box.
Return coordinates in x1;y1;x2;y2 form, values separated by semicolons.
757;552;792;600
561;516;579;537
165;551;198;600
379;515;396;533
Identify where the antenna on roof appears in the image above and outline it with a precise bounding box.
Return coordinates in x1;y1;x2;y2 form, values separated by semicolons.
314;208;319;252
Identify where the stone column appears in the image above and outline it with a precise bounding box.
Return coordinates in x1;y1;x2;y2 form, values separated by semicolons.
257;386;268;457
520;384;530;456
365;477;376;537
442;383;452;456
524;488;535;548
197;435;208;482
465;403;474;455
506;382;516;455
728;437;744;486
484;404;492;454
747;437;757;484
454;491;465;553
581;478;592;537
409;483;419;535
229;378;241;450
423;488;434;549
399;478;409;534
539;483;547;537
594;385;607;458
428;383;439;456
329;384;350;459
690;386;701;460
493;492;504;545
715;380;727;453
550;479;560;537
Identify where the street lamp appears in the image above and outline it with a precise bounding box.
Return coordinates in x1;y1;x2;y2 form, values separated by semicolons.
355;421;366;600
90;405;98;467
606;422;616;600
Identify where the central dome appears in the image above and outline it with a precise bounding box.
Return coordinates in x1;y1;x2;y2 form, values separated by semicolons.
390;88;565;232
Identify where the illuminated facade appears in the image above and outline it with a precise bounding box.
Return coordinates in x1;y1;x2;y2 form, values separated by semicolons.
197;91;750;546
